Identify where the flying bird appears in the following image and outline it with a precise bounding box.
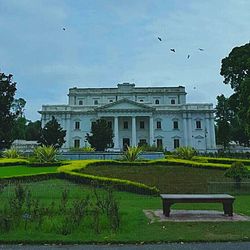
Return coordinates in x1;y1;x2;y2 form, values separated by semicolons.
62;28;66;31
158;37;162;41
187;54;190;59
170;48;175;52
198;48;204;51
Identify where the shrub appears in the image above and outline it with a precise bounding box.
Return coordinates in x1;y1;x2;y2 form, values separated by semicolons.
69;146;95;152
3;148;21;159
174;146;197;160
33;145;57;163
224;162;249;188
122;146;142;162
141;144;163;152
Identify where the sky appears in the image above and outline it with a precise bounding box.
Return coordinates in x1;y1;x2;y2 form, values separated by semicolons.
0;0;249;121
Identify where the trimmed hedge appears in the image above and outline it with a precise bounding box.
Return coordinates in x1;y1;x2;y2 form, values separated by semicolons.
0;158;29;167
58;171;159;195
0;172;60;184
193;156;250;166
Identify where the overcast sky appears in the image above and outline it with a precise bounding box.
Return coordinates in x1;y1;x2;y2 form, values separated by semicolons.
0;0;249;121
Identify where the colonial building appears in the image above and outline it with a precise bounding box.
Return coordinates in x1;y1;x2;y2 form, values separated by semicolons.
39;83;216;152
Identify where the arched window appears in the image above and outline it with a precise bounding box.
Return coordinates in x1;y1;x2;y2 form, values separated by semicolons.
155;99;160;104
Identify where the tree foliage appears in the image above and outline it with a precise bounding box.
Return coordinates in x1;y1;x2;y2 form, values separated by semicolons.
215;95;231;149
224;162;249;188
38;116;66;149
86;119;113;151
0;72;17;149
25;120;41;141
218;42;250;145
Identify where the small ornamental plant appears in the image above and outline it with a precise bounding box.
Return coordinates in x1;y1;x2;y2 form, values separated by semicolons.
224;161;249;189
174;146;197;160
122;146;142;162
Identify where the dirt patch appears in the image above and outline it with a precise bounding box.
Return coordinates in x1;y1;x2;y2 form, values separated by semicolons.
144;209;250;222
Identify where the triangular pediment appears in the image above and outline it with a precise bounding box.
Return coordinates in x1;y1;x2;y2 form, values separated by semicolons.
95;98;155;112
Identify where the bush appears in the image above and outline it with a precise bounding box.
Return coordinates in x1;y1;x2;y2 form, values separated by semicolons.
174;146;197;160
69;146;95;152
3;148;21;159
33;145;58;163
141;144;164;152
122;146;142;162
224;162;249;188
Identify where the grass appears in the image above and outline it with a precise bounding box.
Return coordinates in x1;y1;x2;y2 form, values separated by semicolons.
0;179;250;243
0;165;58;178
79;164;239;193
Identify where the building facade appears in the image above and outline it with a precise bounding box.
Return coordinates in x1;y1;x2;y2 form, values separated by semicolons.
39;83;216;152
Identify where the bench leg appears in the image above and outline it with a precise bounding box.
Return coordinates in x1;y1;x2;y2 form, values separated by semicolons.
162;201;171;217
223;202;233;216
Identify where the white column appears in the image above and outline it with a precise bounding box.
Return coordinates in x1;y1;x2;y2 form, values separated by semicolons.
205;116;211;150
132;116;137;146
149;116;154;146
187;115;193;147
65;114;71;149
209;115;216;149
183;114;188;146
113;116;119;149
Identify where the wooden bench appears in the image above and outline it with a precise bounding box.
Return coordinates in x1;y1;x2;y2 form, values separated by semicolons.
160;194;235;217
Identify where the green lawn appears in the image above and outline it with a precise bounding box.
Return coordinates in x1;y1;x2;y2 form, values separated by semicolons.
0;165;58;178
0;179;250;243
80;164;236;193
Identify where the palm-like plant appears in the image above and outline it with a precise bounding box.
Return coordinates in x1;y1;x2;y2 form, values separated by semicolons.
3;148;21;158
122;146;142;162
33;145;57;163
174;146;197;160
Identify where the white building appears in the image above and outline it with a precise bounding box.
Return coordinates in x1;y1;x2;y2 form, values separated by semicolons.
39;83;216;152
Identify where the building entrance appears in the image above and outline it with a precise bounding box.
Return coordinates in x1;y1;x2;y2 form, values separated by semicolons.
123;138;130;150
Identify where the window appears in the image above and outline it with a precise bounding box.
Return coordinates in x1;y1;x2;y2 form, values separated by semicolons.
123;121;128;129
157;139;163;148
74;139;80;148
155;99;160;104
94;100;98;105
140;121;145;129
171;99;176;104
196;120;201;129
75;121;80;130
173;121;179;129
156;121;162;129
174;139;180;149
107;121;112;129
139;99;144;102
79;100;83;105
109;100;113;103
138;139;147;146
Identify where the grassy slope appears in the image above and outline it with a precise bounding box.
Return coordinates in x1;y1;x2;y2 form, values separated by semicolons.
80;164;235;193
0;179;250;243
0;165;58;178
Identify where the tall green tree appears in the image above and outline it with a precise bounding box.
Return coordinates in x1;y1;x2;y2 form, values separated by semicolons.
220;42;250;144
86;119;113;151
0;72;17;149
38;116;66;149
12;117;27;140
25;120;41;141
215;95;231;149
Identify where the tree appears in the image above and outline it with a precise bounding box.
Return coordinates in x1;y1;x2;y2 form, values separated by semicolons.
220;42;250;144
0;72;17;149
215;95;231;149
224;162;249;189
25;120;41;141
38;116;66;149
86;119;113;151
11;98;26;118
12;117;27;140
